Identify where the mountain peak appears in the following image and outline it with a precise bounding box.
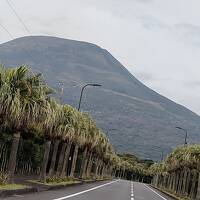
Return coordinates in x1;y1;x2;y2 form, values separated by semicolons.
0;36;200;159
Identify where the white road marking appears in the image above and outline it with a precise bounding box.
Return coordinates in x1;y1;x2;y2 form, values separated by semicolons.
13;195;24;197
53;180;119;200
145;184;167;200
131;182;134;200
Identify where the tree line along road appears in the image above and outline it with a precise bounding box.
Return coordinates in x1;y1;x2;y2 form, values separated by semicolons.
1;180;175;200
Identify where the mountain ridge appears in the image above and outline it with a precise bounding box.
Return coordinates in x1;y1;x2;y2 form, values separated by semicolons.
0;36;200;160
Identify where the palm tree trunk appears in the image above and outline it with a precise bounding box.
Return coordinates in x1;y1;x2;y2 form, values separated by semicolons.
60;142;72;177
83;151;91;177
79;146;88;179
168;174;172;189
172;172;176;192
190;170;198;199
39;140;51;182
70;144;79;178
122;169;126;179
181;168;188;195
7;132;21;183
185;169;191;196
0;140;3;154
94;158;100;179
173;171;178;192
49;140;60;176
196;172;200;200
86;152;93;177
155;174;159;187
98;160;102;177
177;170;183;194
56;143;67;176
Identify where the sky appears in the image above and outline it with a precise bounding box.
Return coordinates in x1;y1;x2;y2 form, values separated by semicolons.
0;0;200;114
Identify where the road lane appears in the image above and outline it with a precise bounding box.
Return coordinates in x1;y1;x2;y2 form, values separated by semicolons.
1;180;113;200
133;181;174;200
58;180;130;200
1;180;175;200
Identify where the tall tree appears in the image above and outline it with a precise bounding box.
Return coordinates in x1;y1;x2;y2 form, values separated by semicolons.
0;66;50;183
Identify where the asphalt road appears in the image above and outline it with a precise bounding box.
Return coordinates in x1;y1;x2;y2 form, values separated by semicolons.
2;180;175;200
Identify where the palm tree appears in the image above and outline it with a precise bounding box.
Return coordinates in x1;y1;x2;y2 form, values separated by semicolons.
57;105;76;177
0;65;136;185
69;112;88;178
85;123;102;179
39;99;64;182
79;114;95;179
0;65;50;183
47;102;65;176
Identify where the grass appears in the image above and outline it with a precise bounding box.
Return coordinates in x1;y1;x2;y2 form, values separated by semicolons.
0;184;27;190
45;180;80;186
28;180;81;186
83;179;95;182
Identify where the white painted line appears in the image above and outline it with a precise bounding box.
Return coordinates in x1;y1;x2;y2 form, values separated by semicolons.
131;198;134;200
145;184;167;200
53;180;119;200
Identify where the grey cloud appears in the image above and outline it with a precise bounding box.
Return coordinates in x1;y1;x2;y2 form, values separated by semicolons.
173;23;200;47
138;15;168;30
133;0;153;3
134;71;168;82
184;80;200;88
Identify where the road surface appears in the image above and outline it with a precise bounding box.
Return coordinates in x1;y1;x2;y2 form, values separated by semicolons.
2;180;174;200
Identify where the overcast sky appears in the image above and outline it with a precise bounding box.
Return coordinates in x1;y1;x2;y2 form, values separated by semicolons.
0;0;200;114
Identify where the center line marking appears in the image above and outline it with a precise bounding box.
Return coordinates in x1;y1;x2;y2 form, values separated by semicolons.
53;180;119;200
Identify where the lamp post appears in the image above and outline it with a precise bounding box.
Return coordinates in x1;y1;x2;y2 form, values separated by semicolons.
175;127;188;145
106;128;116;138
152;146;164;161
58;81;64;103
78;83;102;111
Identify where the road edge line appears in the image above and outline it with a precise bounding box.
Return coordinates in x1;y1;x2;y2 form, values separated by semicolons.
53;180;119;200
145;184;167;200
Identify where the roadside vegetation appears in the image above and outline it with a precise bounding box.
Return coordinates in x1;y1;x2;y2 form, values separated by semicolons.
150;144;200;200
118;154;153;183
0;65;151;189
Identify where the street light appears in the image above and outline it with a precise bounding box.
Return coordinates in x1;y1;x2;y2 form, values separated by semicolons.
106;128;116;138
58;81;64;103
78;83;102;111
151;146;164;161
175;127;188;145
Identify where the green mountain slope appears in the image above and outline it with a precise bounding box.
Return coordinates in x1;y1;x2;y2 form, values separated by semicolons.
0;36;200;160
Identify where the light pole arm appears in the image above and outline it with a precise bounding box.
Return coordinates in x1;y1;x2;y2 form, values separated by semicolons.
152;146;164;161
77;83;102;111
175;127;188;145
184;129;188;145
78;84;90;111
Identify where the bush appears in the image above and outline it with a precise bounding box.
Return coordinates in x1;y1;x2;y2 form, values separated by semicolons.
46;176;73;183
0;172;9;185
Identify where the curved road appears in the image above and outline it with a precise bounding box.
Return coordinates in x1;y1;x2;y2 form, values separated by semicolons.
2;180;174;200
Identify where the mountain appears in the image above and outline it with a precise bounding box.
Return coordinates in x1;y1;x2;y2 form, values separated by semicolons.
0;36;200;160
